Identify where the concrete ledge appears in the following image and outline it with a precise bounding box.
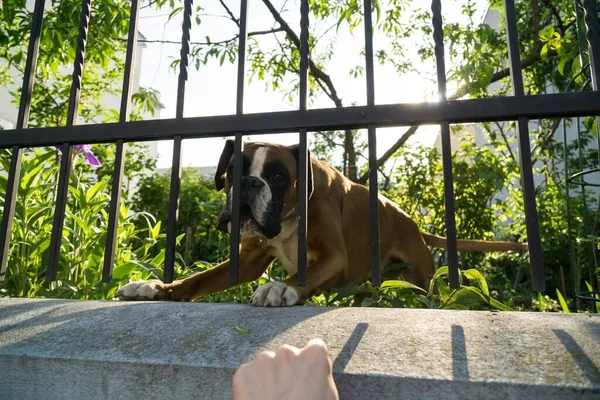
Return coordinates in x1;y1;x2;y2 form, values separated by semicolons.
0;298;599;399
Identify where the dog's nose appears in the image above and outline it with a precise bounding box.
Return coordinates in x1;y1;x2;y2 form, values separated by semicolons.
241;176;264;190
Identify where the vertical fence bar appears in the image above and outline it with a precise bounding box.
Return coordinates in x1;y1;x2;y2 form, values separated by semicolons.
572;0;592;299
562;120;575;298
164;0;193;283
102;0;140;282
229;0;249;285
582;0;600;194
164;135;182;284
503;0;545;291
431;0;459;288
582;0;600;90
46;0;92;281
0;0;46;281
583;0;600;292
575;117;588;302
296;0;309;287
363;0;380;287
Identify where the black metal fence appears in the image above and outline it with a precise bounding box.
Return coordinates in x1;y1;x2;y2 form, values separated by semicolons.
1;0;600;293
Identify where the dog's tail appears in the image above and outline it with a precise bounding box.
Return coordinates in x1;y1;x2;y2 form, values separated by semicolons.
421;232;528;252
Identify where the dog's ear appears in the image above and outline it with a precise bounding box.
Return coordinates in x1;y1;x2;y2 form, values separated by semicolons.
288;144;314;199
215;139;235;191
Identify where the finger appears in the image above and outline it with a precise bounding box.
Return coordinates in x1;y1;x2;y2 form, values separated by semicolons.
277;344;301;357
302;339;333;373
305;338;328;350
256;350;276;361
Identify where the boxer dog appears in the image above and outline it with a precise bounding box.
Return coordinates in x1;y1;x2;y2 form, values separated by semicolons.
117;140;527;306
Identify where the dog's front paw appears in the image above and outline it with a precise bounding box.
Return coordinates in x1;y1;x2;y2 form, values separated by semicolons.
250;281;300;307
116;280;165;301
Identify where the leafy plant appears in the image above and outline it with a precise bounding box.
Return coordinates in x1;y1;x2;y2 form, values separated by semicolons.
556;289;569;313
0;148;170;299
130;168;230;265
308;266;512;311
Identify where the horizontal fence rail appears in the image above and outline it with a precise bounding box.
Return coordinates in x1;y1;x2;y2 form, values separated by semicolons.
0;0;599;296
1;93;600;148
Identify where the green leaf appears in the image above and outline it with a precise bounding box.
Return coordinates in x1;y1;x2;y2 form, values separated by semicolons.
235;326;250;335
70;213;90;235
150;249;166;266
572;55;582;75
58;279;80;293
2;0;18;24
555;289;569;313
414;294;434;308
328;285;372;303
462;269;489;296
372;0;382;22
361;297;376;307
151;221;161;239
444;302;468;310
390;297;404;308
86;180;106;203
584;281;600;313
112;262;138;280
429;266;448;295
168;6;183;21
380;280;426;293
460;286;512;311
540;43;549;61
557;57;568;76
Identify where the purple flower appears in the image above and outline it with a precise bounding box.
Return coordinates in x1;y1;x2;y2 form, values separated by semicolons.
55;144;102;168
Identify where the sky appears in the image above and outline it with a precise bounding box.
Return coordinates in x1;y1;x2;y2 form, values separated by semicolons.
136;0;490;169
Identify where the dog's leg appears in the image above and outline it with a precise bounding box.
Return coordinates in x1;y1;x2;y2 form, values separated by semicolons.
249;251;346;307
116;239;274;302
250;217;347;307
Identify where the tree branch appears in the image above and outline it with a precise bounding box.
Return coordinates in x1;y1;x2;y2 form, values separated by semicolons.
356;48;560;184
315;131;345;150
261;0;363;179
542;0;566;34
218;0;239;26
356;126;418;184
494;121;516;162
261;0;559;184
450;49;558;99
134;28;284;46
261;0;343;107
140;0;160;10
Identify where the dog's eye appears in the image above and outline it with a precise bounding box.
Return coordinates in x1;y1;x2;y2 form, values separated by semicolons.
271;173;284;184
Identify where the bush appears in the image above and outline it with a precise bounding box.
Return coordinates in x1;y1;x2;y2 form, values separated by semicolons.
130;167;230;265
0;148;174;299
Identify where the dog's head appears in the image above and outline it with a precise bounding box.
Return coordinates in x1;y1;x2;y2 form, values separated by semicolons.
214;140;314;239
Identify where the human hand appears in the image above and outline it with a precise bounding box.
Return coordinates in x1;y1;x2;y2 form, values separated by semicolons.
232;338;339;400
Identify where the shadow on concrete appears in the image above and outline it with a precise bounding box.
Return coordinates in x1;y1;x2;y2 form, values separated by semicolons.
553;329;600;385
452;324;469;381
0;300;75;333
0;299;337;366
333;322;368;372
